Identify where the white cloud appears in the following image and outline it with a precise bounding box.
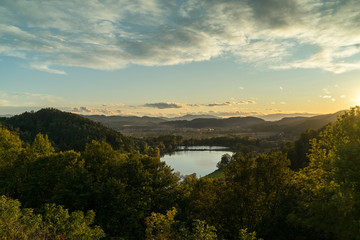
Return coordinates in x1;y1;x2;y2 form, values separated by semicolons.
30;63;66;75
1;0;360;73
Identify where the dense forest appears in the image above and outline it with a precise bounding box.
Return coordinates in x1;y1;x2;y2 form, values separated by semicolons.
1;107;360;239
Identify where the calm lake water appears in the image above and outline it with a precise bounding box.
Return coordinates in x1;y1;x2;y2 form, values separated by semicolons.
161;146;232;177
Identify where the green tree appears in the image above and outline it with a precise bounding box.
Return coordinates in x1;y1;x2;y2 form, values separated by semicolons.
42;203;104;239
145;208;217;240
219;152;291;239
0;128;23;197
290;107;360;239
0;195;42;239
239;228;263;240
190;219;217;240
0;195;104;240
30;133;55;157
145;207;177;240
216;153;231;170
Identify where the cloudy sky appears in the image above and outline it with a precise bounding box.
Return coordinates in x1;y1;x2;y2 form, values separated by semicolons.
1;0;360;118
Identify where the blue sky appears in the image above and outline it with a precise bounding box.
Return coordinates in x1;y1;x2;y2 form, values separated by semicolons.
1;0;360;118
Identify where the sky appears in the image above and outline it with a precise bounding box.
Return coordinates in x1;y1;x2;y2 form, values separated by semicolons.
1;0;360;119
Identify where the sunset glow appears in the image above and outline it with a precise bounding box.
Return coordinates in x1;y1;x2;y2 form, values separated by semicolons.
1;0;360;118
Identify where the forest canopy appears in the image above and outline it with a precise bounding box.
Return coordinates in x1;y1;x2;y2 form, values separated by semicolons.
1;107;360;239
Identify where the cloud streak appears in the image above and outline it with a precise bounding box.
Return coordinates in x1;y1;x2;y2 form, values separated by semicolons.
206;101;256;107
143;102;184;109
1;0;360;73
0;92;64;106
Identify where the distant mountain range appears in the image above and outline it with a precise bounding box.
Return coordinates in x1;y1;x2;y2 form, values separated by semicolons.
258;113;319;121
84;110;346;138
0;108;346;139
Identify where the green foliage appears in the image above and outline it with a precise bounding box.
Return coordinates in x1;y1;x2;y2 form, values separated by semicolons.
190;219;217;240
216;153;231;170
239;228;263;240
145;207;177;240
290;106;360;239
0;195;42;239
179;176;222;228
145;135;184;153
30;133;55;157
219;152;291;239
145;207;217;240
42;203;105;239
0;127;22;161
0;127;23;196
0;195;104;240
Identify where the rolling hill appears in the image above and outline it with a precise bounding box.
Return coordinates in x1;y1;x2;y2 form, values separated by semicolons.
0;108;135;152
83;110;345;139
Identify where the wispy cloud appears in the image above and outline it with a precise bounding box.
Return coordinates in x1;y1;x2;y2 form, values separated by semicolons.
12;92;64;103
30;63;66;75
70;106;120;115
1;0;360;74
0;99;9;106
0;92;64;106
206;101;256;107
233;100;256;105
143;102;184;109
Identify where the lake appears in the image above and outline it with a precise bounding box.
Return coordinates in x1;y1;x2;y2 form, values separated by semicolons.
161;146;232;177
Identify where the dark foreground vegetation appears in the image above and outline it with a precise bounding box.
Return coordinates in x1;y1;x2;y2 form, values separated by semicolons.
1;107;360;239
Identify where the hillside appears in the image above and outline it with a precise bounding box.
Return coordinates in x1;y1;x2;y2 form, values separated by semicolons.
0;108;135;152
85;115;167;131
252;110;345;136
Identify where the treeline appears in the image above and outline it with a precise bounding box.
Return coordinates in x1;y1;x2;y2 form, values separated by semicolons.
2;107;360;239
144;134;273;155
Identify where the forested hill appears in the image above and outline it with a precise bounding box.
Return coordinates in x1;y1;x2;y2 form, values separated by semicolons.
251;110;346;136
0;108;134;152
